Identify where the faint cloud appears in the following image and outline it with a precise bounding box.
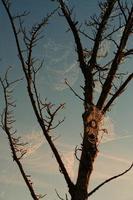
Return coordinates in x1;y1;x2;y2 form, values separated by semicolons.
22;139;75;180
84;39;110;60
23;150;58;174
0;173;24;186
94;81;102;93
117;27;125;41
103;134;133;144
98;39;110;58
100;153;131;165
0;191;5;199
43;39;79;91
92;153;133;182
47;61;79;91
99;116;116;143
99;116;133;144
22;131;45;157
62;151;75;179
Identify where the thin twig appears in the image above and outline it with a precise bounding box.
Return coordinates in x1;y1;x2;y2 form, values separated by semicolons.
65;80;84;101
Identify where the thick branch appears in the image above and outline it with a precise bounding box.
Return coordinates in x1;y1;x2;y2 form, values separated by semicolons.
58;0;86;75
58;0;94;105
103;73;133;113
97;6;133;109
89;0;117;69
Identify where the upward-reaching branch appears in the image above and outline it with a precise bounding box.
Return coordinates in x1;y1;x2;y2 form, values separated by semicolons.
58;0;94;105
97;6;133;109
103;72;133;113
0;71;39;200
1;0;74;194
88;0;117;70
58;0;86;75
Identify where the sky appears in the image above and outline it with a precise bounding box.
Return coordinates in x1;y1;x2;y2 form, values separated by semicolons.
0;0;133;200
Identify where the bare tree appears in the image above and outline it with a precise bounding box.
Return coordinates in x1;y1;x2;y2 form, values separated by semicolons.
0;0;133;200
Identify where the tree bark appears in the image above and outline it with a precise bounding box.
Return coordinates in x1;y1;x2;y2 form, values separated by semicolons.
71;107;99;200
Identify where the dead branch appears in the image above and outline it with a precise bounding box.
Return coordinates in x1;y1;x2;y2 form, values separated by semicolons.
1;0;75;194
65;80;84;102
0;69;39;200
55;189;65;200
88;162;133;197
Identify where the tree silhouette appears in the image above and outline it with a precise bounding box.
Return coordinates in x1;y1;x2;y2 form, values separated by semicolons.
0;0;133;200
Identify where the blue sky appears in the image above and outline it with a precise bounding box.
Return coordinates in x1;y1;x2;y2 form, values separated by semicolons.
0;0;133;200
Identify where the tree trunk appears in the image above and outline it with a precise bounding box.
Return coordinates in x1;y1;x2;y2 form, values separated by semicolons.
71;107;100;200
